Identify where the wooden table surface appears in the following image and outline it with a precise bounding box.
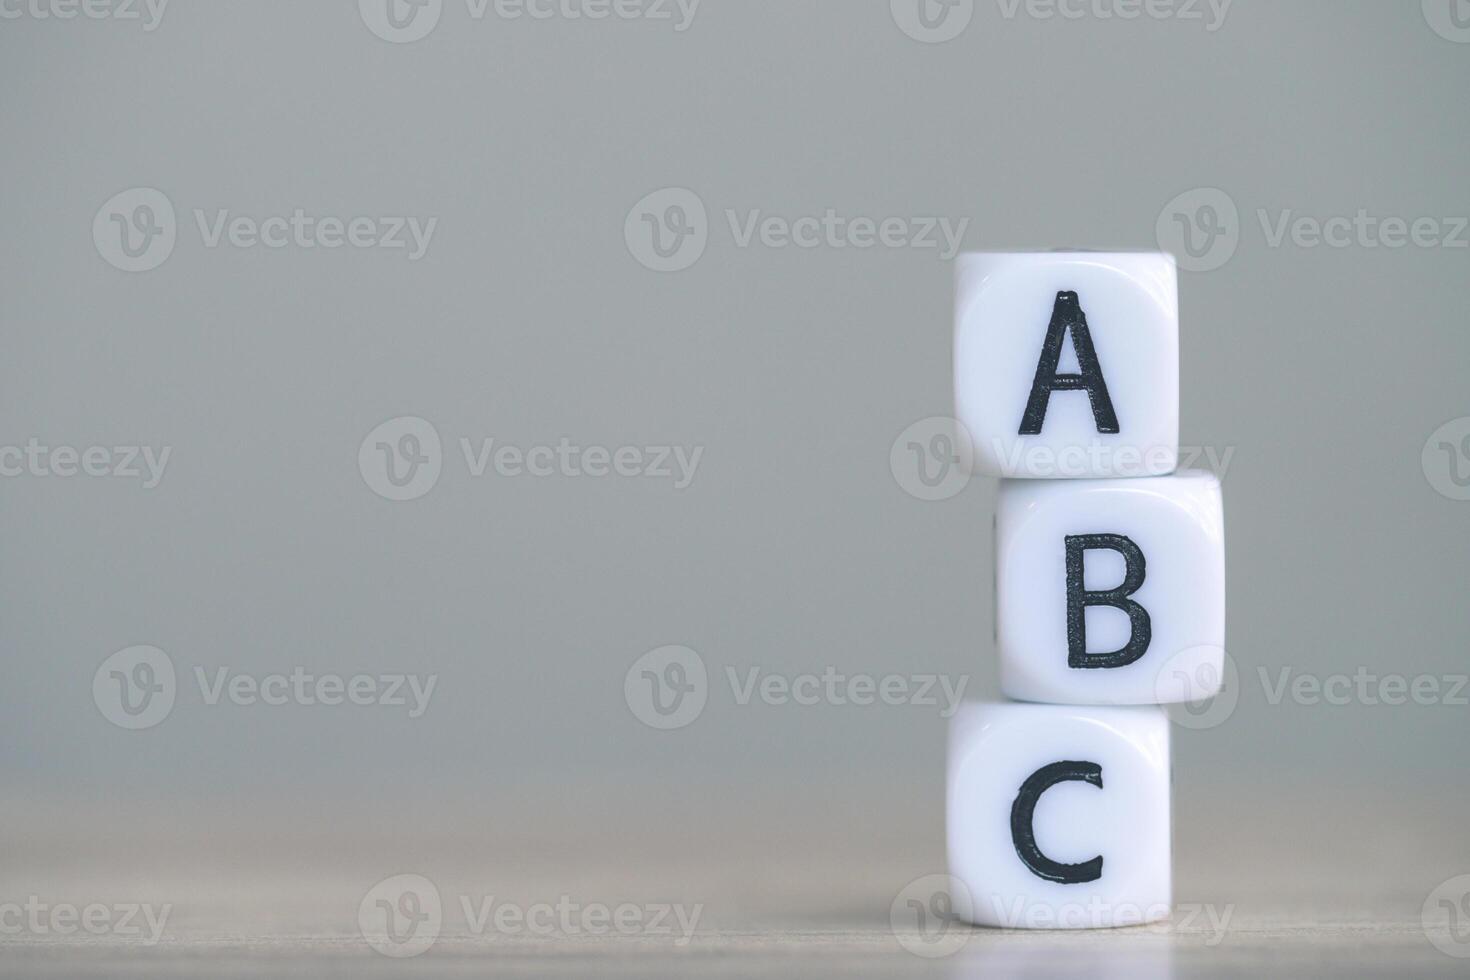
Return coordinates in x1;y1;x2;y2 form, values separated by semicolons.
3;779;1465;977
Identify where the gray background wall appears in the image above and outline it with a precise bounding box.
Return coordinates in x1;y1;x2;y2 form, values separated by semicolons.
2;0;1467;934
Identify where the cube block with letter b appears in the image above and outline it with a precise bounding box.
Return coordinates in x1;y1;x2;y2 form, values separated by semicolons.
995;469;1225;705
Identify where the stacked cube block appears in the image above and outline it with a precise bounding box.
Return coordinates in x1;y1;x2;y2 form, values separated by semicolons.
947;252;1224;929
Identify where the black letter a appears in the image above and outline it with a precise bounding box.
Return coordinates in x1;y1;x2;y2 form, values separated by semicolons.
1018;291;1119;435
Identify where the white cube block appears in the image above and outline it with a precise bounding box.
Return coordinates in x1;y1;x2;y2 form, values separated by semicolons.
996;470;1225;706
947;701;1171;929
954;251;1178;478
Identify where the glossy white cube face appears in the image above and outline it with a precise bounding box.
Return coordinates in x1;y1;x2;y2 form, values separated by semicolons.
996;470;1225;706
954;251;1178;478
947;702;1171;929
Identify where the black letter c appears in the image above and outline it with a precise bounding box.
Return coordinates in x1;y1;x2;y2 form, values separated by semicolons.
1010;760;1104;884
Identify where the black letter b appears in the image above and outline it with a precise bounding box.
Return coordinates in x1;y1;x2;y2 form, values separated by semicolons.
1065;534;1151;669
